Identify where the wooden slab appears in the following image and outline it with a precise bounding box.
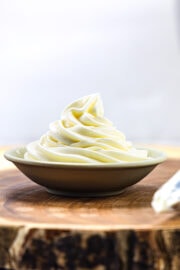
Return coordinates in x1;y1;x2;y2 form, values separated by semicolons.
0;159;180;269
0;159;179;230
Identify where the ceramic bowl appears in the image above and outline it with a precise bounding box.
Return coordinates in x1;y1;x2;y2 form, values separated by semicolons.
4;147;166;197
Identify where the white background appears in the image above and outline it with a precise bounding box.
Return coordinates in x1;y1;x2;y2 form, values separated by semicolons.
0;0;180;144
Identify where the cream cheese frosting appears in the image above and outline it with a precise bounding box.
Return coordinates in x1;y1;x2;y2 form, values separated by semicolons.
24;94;149;164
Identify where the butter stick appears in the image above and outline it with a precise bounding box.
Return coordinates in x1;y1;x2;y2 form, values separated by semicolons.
151;170;180;213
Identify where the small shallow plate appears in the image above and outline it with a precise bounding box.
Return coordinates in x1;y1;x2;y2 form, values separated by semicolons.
4;147;166;197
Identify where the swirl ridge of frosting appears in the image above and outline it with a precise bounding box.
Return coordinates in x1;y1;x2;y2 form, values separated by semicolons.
24;94;149;163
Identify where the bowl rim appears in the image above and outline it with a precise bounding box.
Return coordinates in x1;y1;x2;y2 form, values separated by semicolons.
4;146;167;169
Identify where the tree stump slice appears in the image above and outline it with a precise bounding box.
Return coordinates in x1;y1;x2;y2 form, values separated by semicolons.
0;159;179;270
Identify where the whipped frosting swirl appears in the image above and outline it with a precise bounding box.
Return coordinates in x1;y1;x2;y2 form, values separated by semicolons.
24;94;149;163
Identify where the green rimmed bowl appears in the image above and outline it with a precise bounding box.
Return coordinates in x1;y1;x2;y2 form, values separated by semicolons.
4;147;166;197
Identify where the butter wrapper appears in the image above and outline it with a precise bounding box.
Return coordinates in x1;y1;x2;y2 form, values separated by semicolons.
151;170;180;213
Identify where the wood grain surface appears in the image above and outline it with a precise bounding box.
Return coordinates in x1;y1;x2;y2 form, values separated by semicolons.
0;159;179;230
0;155;180;269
